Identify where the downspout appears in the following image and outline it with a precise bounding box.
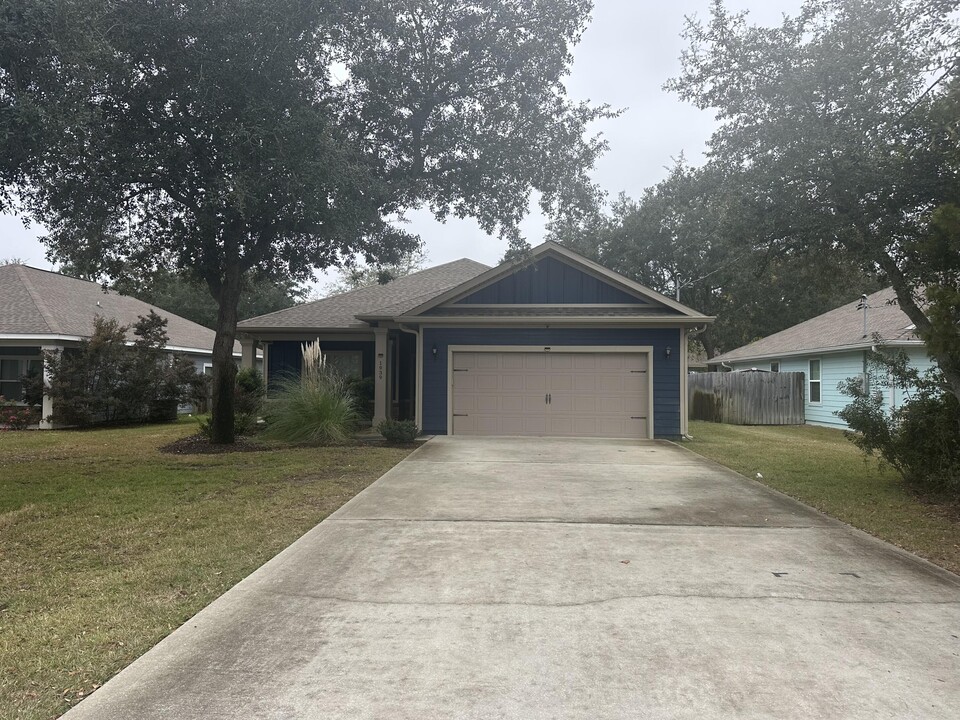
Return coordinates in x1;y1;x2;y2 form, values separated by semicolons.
682;324;709;440
398;324;422;433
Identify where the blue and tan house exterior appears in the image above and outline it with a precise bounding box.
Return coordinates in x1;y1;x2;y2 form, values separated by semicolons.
238;242;713;439
709;287;936;429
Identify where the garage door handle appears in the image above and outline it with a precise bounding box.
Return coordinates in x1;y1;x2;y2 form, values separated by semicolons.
631;416;647;420
453;413;469;417
545;393;551;404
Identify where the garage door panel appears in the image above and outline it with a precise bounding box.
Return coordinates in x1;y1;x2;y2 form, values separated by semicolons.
524;375;547;392
524;355;546;370
476;375;499;391
451;351;650;438
501;374;524;392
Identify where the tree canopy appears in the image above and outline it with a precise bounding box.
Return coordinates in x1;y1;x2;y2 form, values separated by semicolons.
1;0;611;441
111;268;305;330
665;0;960;392
552;160;879;356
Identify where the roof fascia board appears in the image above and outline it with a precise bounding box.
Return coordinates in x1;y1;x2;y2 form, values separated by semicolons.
0;334;237;357
713;340;924;364
392;315;714;326
238;329;376;340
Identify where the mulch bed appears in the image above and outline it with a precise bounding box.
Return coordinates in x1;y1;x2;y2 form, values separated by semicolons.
160;433;420;455
159;434;272;455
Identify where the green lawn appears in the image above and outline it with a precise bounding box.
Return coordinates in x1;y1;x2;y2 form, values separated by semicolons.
0;421;412;720
686;421;960;576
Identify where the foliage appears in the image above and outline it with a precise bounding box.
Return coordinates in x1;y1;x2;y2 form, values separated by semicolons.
2;0;611;444
43;312;201;427
346;375;375;420
263;340;359;444
235;367;264;415
837;350;960;493
262;375;360;445
376;418;419;443
111;268;306;329
552;161;880;356
665;0;960;393
0;395;39;430
323;248;427;297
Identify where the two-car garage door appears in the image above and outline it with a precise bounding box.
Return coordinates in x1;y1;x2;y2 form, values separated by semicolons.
451;350;651;438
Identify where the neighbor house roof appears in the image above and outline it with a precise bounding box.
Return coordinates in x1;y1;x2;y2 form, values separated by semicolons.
711;287;923;364
0;264;234;354
238;258;491;331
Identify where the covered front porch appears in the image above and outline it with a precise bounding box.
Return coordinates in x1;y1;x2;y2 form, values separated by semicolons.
239;327;419;426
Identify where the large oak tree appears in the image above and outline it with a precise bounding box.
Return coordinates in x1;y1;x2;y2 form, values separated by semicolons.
1;0;610;441
667;0;960;396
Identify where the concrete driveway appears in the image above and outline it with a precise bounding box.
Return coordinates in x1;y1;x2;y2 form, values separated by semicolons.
65;436;960;719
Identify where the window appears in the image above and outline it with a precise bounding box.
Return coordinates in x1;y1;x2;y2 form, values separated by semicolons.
324;350;363;379
770;361;780;373
809;359;822;403
0;356;42;402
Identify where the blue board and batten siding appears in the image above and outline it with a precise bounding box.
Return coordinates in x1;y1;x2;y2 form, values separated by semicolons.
421;327;682;438
730;347;935;429
449;257;646;306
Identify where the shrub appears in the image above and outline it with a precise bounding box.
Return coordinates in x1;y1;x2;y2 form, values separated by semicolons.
0;396;40;430
345;376;375;419
262;340;359;444
376;418;419;443
43;312;203;427
838;350;960;494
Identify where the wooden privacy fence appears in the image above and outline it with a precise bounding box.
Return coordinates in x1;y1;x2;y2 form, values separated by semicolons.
688;372;805;425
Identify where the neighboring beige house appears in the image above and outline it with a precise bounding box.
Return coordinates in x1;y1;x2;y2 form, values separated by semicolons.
0;263;244;426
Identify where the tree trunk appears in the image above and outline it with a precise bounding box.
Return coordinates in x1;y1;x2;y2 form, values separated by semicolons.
209;262;243;444
878;253;960;403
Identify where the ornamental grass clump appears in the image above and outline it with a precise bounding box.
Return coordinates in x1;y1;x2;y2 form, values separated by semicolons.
263;340;360;444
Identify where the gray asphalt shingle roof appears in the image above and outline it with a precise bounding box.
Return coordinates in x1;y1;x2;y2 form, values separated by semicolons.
711;287;922;363
238;258;491;330
0;264;231;353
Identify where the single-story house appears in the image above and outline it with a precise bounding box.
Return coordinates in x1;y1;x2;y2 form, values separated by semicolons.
0;263;246;426
709;287;936;429
238;241;713;439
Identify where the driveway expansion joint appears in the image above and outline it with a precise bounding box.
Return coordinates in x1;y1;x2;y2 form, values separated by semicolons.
259;589;960;609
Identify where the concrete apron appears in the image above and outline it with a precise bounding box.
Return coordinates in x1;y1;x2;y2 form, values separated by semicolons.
64;436;960;720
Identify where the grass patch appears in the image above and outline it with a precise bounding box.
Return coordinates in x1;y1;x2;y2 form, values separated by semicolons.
686;421;960;576
0;420;412;720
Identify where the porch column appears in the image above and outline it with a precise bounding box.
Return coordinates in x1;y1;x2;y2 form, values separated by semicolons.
39;344;61;430
260;342;270;393
373;327;389;425
239;338;257;370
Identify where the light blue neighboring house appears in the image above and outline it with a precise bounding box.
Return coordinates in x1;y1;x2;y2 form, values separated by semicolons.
709;287;936;429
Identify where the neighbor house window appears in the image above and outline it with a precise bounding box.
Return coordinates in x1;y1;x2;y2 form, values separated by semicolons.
0;357;42;402
809;359;822;403
770;361;780;372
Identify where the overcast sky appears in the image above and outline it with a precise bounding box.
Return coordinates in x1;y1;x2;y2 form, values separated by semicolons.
0;0;803;289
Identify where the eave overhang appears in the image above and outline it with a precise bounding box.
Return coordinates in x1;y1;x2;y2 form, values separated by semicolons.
711;339;925;364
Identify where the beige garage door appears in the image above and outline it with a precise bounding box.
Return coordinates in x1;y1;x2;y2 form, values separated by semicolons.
451;351;650;438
